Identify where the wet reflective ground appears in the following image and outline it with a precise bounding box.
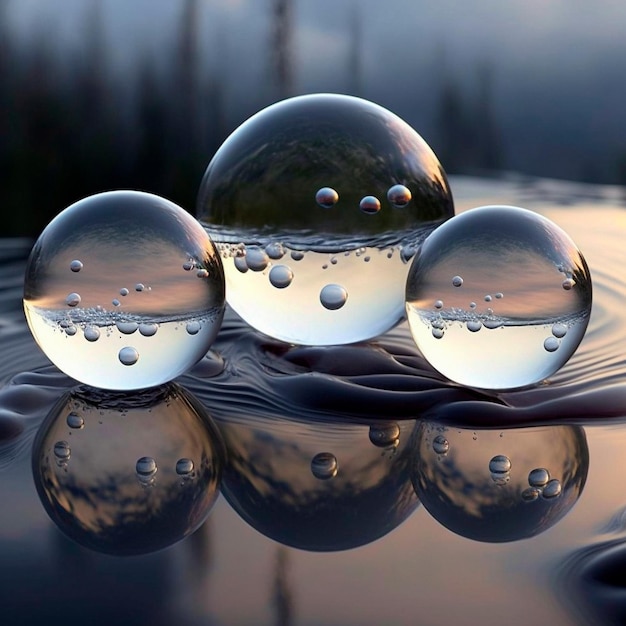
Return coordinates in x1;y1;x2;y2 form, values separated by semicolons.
0;176;625;625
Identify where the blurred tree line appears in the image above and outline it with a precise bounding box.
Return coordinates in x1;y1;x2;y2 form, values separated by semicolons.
0;0;228;237
0;0;504;238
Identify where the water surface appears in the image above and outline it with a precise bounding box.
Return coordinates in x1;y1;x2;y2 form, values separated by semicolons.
0;175;625;625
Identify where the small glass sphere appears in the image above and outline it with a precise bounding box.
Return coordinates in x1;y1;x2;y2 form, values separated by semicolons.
310;451;338;480
23;191;225;390
315;187;339;208
406;205;592;390
31;383;224;555
387;184;412;208
359;195;381;215
369;422;401;448
197;93;454;345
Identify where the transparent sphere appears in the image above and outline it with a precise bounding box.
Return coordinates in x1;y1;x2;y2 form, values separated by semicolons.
197;93;454;345
406;205;592;389
217;413;419;551
31;383;224;555
23;191;225;390
411;422;588;542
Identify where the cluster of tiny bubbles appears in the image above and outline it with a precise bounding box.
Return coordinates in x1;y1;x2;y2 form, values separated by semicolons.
405;205;592;390
196;93;454;345
31;382;224;555
23;190;225;390
489;454;512;485
311;451;338;480
521;467;562;502
411;422;589;542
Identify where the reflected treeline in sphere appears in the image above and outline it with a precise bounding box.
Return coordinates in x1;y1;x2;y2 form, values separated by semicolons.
32;383;224;555
216;412;419;551
197;93;454;345
411;421;588;542
23;191;225;390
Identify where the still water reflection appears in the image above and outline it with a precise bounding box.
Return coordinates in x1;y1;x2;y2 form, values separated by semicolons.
19;377;590;556
32;383;223;555
412;421;588;542
217;413;418;551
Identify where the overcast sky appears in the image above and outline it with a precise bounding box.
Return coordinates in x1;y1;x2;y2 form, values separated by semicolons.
6;0;626;182
8;0;624;71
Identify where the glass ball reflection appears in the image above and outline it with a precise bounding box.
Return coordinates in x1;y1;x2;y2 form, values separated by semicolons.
406;205;592;389
217;414;419;551
411;422;588;542
197;93;454;345
32;383;224;555
23;191;225;390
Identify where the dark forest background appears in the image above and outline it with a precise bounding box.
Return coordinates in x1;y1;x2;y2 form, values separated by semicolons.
1;0;228;237
2;0;625;237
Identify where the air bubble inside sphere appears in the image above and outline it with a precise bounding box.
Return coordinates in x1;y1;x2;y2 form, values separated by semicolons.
406;205;592;390
23;191;225;390
197;93;454;345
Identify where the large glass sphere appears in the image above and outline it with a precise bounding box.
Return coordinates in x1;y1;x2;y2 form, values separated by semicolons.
197;93;454;345
32;383;224;555
23;191;225;390
406;205;592;390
